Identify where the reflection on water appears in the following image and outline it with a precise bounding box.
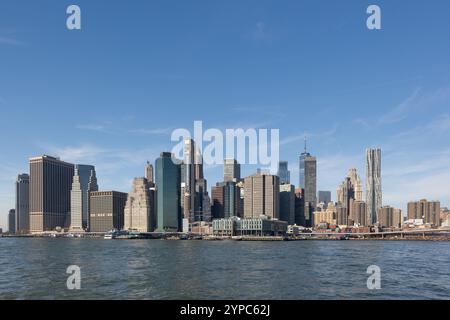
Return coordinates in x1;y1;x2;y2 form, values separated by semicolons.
0;238;449;299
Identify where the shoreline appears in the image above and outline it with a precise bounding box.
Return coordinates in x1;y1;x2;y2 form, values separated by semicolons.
2;234;450;241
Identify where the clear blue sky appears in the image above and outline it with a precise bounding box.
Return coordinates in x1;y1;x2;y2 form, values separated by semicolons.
1;0;450;229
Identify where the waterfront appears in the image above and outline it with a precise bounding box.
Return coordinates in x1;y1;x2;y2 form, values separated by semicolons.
0;238;449;300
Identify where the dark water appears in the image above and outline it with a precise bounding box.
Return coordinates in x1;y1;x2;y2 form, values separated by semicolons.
0;238;449;299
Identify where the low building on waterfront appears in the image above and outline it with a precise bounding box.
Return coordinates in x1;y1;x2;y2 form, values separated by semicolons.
190;221;213;234
213;216;287;237
287;224;306;236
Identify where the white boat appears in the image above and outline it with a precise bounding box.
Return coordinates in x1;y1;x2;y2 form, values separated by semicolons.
104;229;118;239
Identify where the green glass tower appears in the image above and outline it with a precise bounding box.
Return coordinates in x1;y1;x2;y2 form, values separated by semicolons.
155;152;181;232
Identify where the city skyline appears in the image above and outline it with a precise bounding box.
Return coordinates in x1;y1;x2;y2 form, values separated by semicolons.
2;1;450;229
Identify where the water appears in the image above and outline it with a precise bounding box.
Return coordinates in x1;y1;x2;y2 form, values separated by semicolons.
0;238;449;299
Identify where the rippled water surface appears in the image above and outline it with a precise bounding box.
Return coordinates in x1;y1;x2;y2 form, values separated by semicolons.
0;238;449;299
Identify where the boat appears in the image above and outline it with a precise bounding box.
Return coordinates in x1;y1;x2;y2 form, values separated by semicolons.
104;229;118;240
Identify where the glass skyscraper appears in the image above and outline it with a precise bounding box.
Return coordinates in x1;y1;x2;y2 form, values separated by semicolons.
277;161;290;184
156;152;181;232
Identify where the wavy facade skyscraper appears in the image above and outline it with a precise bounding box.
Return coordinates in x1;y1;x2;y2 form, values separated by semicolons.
365;148;382;225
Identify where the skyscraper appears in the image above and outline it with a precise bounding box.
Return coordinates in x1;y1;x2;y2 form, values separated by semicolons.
224;158;241;182
318;191;331;206
279;184;295;224
89;191;127;232
181;138;210;230
347;168;363;201
294;188;305;226
212;181;243;219
145;161;154;184
365;148;382;225
298;137;310;189
336;176;355;224
15;173;29;234
277;161;290;184
298;137;317;227
244;172;280;219
70;165;98;231
8;209;15;234
156;152;181;232
29;155;74;233
124;177;155;232
352;200;367;226
407;199;440;227
304;155;317;227
378;206;402;228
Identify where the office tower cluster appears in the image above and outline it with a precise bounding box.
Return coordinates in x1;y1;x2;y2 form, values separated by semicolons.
180;138;212;232
6;135;445;235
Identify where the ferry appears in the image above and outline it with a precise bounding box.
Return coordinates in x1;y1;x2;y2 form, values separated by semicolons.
104;229;118;240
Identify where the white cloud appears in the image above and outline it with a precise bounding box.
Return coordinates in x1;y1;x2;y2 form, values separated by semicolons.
379;86;450;125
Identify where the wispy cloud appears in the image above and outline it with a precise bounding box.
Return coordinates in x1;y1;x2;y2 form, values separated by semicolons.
0;36;24;46
280;124;338;146
379;88;421;124
76;121;173;136
379;86;450;125
129;127;174;135
76;124;108;132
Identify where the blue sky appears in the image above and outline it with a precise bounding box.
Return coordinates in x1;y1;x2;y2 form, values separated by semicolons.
1;0;450;229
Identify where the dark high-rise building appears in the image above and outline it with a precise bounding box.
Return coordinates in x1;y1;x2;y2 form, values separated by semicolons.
298;137;310;189
366;148;382;225
299;137;317;227
224;159;240;182
277;161;290;184
156;152;181;232
294;188;305;226
181;138;210;230
211;184;225;219
29;155;74;233
89;191;127;232
318;191;331;206
280;184;295;224
15;173;29;234
304;156;317;204
8;209;15;234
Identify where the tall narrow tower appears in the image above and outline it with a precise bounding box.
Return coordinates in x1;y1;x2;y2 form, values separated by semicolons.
70;165;97;231
298;136;310;189
145;161;154;184
15;173;29;234
365;148;382;225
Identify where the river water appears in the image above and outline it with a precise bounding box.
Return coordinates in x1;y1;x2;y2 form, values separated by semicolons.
0;238;449;299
